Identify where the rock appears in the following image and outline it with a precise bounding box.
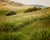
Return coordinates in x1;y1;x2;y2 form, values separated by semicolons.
6;11;16;16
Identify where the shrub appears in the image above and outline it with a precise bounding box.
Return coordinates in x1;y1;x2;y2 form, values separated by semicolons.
45;7;50;9
24;7;41;13
6;11;16;16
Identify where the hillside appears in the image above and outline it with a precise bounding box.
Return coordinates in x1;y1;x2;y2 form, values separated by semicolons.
0;3;33;11
0;0;24;6
0;0;24;10
0;7;50;40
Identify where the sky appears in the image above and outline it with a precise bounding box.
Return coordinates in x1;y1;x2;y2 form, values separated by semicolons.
11;0;50;7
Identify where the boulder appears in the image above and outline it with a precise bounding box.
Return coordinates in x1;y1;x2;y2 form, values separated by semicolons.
6;11;16;16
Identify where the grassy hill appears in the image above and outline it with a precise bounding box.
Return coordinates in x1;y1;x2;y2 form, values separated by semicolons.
0;7;50;40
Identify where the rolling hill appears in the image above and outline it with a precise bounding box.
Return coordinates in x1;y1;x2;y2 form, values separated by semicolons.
0;6;50;40
0;0;50;40
0;0;33;10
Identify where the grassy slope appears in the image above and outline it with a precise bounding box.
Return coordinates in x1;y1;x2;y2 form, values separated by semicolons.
0;8;50;40
0;3;33;14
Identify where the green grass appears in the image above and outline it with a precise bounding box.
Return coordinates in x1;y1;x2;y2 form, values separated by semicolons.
0;29;50;40
16;9;25;13
0;10;9;16
0;8;50;40
0;9;26;16
0;14;50;32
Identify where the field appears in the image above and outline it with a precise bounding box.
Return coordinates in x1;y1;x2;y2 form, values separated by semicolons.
0;6;50;40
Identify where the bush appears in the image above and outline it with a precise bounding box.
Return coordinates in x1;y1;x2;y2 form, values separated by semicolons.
24;7;41;13
6;11;16;16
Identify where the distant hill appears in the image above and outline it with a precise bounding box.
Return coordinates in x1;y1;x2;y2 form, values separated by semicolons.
0;0;45;7
0;0;46;10
30;5;45;7
0;0;24;6
9;1;24;6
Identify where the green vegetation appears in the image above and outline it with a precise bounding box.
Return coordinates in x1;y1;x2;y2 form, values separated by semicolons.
6;11;16;16
24;7;41;13
0;7;50;40
0;10;9;16
16;9;25;13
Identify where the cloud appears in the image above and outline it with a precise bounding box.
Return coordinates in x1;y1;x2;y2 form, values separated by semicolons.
11;0;50;7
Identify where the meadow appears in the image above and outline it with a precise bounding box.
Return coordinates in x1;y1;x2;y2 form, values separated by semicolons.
0;7;50;40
